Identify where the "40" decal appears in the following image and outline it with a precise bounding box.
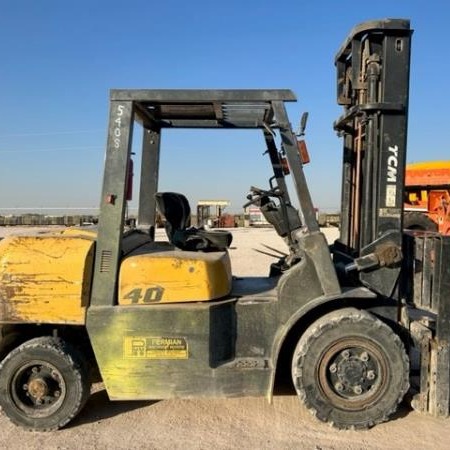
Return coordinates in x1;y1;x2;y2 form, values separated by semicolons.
123;287;164;304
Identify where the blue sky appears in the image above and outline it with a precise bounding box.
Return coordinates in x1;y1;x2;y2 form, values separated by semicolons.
1;1;449;214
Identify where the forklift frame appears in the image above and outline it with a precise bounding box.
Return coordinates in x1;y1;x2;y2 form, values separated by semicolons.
90;89;336;309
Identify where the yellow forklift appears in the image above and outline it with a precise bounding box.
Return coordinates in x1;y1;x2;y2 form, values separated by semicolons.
0;19;448;431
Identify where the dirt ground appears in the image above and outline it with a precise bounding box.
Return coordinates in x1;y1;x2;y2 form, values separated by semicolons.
0;226;449;449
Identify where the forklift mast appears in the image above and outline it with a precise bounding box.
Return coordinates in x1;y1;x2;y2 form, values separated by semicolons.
333;19;412;296
334;19;412;251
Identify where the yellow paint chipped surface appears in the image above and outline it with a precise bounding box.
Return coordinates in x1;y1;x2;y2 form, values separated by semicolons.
0;235;94;323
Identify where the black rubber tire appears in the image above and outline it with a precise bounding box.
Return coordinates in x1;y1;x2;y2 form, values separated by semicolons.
291;308;409;429
0;336;90;431
403;211;438;232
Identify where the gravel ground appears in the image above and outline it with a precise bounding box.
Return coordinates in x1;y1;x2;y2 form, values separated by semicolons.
0;226;449;449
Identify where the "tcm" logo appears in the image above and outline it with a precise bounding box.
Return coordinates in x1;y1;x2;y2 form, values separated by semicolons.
387;145;399;183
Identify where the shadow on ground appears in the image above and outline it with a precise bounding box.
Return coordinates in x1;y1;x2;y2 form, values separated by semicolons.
69;388;159;428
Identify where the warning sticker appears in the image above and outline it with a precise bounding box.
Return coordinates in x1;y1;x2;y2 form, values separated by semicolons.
386;185;397;207
379;208;401;218
123;336;188;360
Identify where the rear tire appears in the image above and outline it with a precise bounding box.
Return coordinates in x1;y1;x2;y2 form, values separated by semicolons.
403;211;438;232
0;336;90;431
291;308;409;429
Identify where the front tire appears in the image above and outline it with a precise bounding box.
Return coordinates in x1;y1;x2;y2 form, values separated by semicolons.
403;211;438;232
0;336;90;431
291;308;409;429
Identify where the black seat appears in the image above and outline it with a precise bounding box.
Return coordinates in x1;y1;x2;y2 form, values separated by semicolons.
155;192;232;251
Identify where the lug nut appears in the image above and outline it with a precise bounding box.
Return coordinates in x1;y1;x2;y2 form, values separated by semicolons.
22;384;28;391
335;382;344;392
354;385;363;394
329;363;337;373
341;350;350;359
360;352;369;362
367;370;376;380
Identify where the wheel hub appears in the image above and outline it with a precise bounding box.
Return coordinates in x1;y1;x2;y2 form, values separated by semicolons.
332;349;378;396
11;360;66;417
318;339;388;410
27;378;49;400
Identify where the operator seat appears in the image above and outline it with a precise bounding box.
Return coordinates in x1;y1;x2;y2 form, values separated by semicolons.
155;192;232;251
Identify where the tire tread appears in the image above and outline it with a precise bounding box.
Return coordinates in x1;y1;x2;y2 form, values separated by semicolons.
292;308;409;429
0;336;89;431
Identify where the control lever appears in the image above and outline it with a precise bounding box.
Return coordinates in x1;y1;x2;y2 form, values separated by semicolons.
345;244;402;273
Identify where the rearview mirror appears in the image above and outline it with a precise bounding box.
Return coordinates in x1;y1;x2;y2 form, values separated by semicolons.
298;112;309;136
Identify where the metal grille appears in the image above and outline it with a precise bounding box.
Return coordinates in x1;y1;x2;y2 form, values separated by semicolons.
221;103;269;123
100;250;112;273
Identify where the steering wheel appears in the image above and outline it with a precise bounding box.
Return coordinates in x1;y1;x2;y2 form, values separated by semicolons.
243;185;281;208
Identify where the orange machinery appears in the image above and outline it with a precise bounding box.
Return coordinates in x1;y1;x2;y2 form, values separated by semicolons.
404;161;450;234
